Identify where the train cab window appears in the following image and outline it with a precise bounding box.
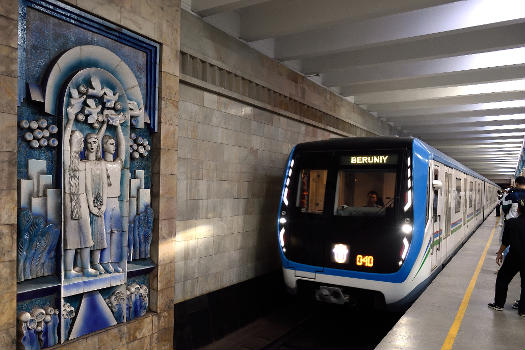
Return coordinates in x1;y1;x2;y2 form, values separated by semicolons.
455;178;462;214
296;169;327;214
334;169;396;216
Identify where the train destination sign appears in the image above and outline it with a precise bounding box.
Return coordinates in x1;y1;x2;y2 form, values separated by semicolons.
340;154;398;166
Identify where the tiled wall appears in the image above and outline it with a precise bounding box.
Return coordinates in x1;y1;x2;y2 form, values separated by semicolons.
2;0;180;349
175;83;339;302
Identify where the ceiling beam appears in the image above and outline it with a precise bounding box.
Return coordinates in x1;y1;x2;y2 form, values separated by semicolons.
341;64;525;96
192;0;271;17
366;91;525;113
377;102;525;118
272;0;525;60
390;108;525;125
301;22;525;74
419;131;525;140
325;48;525;87
238;0;458;42
355;80;525;105
404;121;525;133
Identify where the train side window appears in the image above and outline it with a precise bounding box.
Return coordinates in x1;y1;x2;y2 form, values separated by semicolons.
469;181;473;208
455;177;461;214
296;169;327;214
433;168;439;223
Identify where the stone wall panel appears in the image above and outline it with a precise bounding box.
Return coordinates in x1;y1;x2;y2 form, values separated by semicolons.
176;85;340;302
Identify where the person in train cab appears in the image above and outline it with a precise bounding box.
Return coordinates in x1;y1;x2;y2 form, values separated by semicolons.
488;199;525;316
502;176;525;220
365;191;384;208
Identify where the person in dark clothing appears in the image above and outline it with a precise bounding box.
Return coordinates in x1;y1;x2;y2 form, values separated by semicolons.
488;199;525;316
502;176;525;220
496;190;502;217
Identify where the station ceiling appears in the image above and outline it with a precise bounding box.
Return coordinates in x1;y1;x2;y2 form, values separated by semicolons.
186;0;525;184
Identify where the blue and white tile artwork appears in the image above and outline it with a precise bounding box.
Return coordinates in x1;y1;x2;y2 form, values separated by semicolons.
61;303;75;343
126;283;149;321
17;159;61;282
17;305;59;350
128;170;153;261
67;291;117;340
17;209;60;282
104;285;127;323
17;2;159;347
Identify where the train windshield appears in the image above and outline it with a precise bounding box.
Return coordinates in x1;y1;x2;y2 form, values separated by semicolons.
334;169;397;217
284;150;406;273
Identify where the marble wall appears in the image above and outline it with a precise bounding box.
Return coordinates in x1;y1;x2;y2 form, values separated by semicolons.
175;84;340;302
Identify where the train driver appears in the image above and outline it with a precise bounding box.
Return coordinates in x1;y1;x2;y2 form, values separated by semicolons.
366;191;384;208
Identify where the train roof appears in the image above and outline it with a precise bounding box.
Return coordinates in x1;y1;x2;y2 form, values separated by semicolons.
293;136;497;187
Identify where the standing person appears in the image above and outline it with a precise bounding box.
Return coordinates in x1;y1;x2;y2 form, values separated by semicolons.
85;121;108;274
502;176;525;220
496;190;502;217
100;120;126;273
488;199;525;316
63;103;97;279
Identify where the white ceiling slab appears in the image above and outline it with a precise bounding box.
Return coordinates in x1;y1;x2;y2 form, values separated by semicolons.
393;113;525;127
271;0;525;60
324;47;525;87
365;91;525;113
191;0;271;16
377;101;525;118
340;64;525;96
301;22;525;74
189;0;525;183
355;79;525;105
237;0;459;42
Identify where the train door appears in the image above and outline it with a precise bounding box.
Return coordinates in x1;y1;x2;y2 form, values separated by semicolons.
430;166;442;271
443;172;452;255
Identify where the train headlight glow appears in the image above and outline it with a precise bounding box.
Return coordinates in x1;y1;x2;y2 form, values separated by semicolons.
279;217;287;224
401;237;410;259
332;244;349;264
279;228;285;248
401;223;413;234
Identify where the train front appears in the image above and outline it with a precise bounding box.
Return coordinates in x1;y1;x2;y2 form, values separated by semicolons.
277;138;424;308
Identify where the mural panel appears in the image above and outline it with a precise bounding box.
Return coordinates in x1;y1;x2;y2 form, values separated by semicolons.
17;1;159;348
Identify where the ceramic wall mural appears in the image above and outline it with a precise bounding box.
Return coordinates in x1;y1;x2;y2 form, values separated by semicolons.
16;1;159;348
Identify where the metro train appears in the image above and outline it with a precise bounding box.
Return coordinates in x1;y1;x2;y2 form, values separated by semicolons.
277;137;499;309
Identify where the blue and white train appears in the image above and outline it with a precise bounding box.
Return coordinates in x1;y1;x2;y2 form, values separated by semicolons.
277;137;499;309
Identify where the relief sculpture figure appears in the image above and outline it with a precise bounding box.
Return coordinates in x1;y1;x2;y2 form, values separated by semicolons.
85;121;108;274
100;120;126;273
63;101;97;279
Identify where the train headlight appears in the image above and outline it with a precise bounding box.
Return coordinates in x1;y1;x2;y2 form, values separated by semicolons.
332;244;349;264
401;223;413;234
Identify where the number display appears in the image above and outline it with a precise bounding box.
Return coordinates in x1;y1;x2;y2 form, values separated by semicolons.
356;255;374;267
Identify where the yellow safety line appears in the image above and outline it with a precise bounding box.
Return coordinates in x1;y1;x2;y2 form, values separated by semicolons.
441;217;500;350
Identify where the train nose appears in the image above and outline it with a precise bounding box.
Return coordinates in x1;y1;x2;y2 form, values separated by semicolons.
315;286;349;305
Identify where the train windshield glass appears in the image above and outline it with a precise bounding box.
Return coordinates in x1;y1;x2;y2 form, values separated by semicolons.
296;169;328;214
334;169;397;217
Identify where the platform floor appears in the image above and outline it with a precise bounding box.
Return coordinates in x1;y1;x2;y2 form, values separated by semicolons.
376;214;524;350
